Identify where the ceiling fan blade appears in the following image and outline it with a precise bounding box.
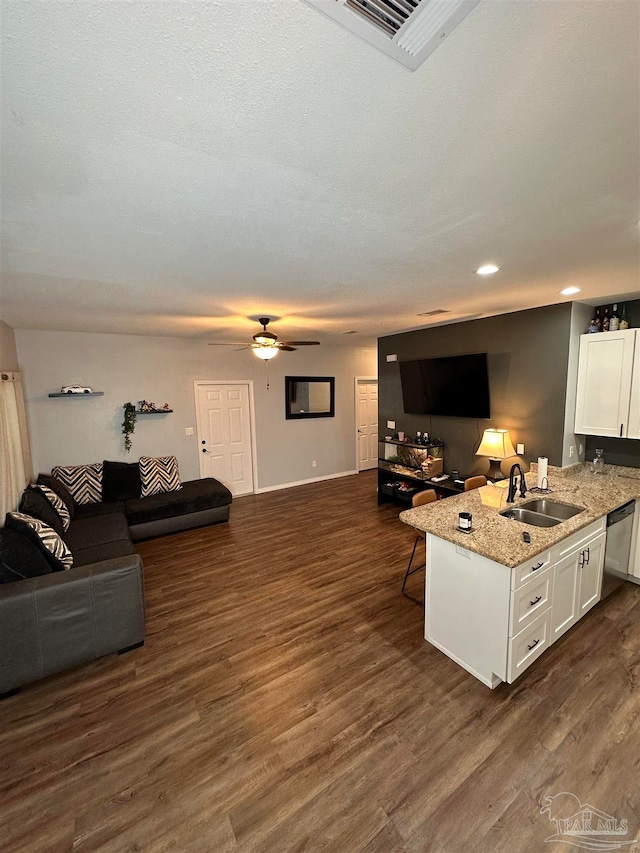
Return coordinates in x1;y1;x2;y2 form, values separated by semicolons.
278;341;320;346
278;345;297;352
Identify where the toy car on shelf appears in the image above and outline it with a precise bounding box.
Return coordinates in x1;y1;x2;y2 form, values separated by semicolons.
61;385;94;394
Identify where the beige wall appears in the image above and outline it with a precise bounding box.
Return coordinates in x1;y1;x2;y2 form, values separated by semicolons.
15;329;376;490
0;320;19;371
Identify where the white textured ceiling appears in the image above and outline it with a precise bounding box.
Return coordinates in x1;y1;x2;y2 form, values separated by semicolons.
1;0;639;345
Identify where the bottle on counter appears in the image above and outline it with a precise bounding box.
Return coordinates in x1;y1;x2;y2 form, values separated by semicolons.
610;304;620;332
416;431;422;445
620;304;629;330
602;306;610;332
592;448;605;474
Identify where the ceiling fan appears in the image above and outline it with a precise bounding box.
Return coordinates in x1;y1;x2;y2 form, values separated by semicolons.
208;317;320;360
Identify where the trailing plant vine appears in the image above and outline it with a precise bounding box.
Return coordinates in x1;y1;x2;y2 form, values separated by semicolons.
122;402;137;453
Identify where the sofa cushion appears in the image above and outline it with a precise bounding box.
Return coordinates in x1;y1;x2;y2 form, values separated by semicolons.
19;486;66;536
0;527;53;583
37;474;76;518
125;478;232;525
52;463;103;505
74;501;126;519
102;460;141;502
5;512;73;572
64;513;131;553
72;539;137;567
139;456;181;498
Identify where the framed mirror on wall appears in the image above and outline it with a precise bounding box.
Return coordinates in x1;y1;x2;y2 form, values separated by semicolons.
285;376;335;419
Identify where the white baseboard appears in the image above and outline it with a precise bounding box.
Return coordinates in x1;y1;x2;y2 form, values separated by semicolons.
255;469;359;494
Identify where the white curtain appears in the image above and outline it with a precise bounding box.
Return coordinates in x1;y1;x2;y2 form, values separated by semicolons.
0;372;33;519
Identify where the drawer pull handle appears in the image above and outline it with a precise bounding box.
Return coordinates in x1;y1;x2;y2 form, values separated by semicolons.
527;639;540;651
530;595;542;607
585;547;590;565
531;562;544;572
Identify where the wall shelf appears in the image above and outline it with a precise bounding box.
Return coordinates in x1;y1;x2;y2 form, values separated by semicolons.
49;392;104;397
136;409;173;414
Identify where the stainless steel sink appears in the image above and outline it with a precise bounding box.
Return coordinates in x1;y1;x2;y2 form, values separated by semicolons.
500;498;584;528
500;508;562;527
518;499;583;520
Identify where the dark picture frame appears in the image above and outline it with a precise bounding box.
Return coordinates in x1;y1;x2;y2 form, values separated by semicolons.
285;376;335;420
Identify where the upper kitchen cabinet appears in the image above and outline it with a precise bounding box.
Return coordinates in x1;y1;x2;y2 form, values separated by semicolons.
574;329;638;438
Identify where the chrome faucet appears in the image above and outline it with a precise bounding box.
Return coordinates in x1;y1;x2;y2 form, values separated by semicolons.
507;463;527;503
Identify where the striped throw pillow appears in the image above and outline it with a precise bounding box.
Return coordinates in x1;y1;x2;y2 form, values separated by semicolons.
6;512;73;571
52;463;103;505
139;456;182;497
31;484;71;532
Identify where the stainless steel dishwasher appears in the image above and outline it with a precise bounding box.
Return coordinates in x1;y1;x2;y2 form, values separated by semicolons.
602;500;636;598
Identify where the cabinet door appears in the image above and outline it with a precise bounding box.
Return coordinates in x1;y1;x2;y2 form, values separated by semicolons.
551;550;580;642
578;531;606;617
627;331;640;440
574;330;635;437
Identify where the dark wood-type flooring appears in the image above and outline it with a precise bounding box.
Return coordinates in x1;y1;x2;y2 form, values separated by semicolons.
2;471;640;852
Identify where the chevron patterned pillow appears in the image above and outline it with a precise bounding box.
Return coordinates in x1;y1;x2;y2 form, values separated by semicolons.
51;463;103;505
6;512;73;571
31;484;71;532
139;456;182;498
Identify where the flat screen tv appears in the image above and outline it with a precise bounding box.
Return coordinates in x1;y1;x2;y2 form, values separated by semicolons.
399;353;491;418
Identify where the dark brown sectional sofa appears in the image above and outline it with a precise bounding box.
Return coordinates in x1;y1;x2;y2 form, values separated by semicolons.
0;463;232;695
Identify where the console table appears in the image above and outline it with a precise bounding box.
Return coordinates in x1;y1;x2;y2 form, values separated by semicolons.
377;438;465;506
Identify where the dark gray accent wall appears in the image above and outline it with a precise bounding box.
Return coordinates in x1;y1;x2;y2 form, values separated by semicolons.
378;304;573;476
584;437;640;469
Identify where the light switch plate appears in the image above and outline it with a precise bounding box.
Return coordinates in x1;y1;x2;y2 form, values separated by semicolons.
517;443;525;455
185;427;194;436
386;354;398;362
387;420;396;430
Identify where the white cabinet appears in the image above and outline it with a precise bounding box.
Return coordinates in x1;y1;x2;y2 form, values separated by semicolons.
551;526;606;642
574;329;637;437
578;531;606;616
425;516;610;688
551;549;581;641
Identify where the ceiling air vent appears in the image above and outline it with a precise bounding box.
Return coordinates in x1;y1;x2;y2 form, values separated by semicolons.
305;0;481;71
418;309;450;316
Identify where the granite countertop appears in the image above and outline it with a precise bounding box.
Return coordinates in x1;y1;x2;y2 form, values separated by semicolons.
399;464;640;568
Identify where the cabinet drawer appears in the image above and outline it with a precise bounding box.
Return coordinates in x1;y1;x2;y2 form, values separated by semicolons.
553;517;606;561
507;607;552;683
509;567;553;636
511;550;552;590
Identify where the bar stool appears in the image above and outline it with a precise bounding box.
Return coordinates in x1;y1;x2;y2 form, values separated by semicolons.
464;475;487;491
401;488;437;605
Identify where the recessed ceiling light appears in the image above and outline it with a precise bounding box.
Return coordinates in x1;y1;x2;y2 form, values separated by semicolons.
560;286;581;296
476;264;500;276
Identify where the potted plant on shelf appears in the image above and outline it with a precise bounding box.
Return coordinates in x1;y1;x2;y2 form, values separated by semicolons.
122;402;137;453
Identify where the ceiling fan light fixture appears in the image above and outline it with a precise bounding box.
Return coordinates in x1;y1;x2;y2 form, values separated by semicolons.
253;346;278;360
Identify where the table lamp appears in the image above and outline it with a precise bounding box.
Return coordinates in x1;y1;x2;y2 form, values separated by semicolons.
476;428;516;481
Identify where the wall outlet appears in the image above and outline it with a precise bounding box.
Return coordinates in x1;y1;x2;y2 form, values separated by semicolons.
579;442;584;455
312;460;317;468
387;420;396;430
185;427;194;436
517;443;525;455
569;445;575;458
386;354;398;362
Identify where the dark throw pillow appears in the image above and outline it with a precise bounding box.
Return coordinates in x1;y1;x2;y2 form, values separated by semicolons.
5;512;73;572
19;486;65;536
37;474;76;518
0;527;52;583
139;456;182;497
102;460;141;502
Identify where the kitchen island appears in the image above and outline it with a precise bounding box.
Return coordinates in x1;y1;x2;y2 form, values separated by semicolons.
400;464;640;687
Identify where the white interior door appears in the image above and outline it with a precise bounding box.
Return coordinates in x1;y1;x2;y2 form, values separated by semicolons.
356;379;378;471
195;382;255;496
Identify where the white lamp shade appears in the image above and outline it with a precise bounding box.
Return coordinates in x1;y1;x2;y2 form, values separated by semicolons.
476;428;516;459
253;346;278;360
